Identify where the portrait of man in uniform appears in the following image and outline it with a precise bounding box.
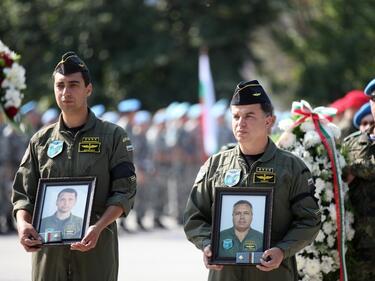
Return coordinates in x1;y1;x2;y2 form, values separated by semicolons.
39;187;84;243
218;198;264;258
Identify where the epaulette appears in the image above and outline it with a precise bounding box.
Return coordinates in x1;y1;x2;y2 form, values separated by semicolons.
219;142;237;152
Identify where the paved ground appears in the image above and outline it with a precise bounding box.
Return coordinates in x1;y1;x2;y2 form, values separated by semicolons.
0;225;208;281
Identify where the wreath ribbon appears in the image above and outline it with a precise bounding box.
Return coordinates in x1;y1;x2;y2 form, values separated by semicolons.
291;100;347;281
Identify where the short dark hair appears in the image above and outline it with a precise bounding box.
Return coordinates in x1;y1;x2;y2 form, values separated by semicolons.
57;188;77;199
233;200;253;211
260;102;274;116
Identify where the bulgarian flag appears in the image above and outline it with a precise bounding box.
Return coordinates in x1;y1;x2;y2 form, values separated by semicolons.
199;49;218;157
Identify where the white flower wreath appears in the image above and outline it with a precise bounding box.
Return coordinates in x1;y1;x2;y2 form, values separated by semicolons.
277;100;354;281
0;40;26;124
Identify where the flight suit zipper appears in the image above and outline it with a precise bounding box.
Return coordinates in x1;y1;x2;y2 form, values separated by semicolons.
239;156;260;186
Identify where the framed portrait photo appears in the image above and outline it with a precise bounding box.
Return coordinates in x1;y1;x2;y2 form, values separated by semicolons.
210;187;274;265
32;177;96;245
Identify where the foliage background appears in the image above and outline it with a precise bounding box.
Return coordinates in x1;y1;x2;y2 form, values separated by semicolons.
1;0;375;112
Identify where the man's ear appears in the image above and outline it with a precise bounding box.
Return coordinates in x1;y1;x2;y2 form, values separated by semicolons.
265;115;276;129
86;83;93;97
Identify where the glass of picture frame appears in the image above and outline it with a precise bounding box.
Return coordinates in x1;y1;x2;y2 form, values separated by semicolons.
210;187;274;265
32;177;96;245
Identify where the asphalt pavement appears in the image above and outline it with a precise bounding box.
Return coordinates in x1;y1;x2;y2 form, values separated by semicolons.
0;223;208;281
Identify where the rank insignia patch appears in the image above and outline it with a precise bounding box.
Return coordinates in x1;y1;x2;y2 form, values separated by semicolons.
47;140;64;158
78;137;101;153
244;240;256;251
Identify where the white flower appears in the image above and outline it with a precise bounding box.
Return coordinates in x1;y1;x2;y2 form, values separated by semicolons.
278;118;294;131
314;178;325;194
322;221;333;235
315;230;325;242
300;120;315;132
2;63;26;90
327;234;335;247
304;258;321;276
3;88;22;108
321;255;335;274
324;188;334;202
303;130;321;148
328;203;337;222
296;254;306;269
277;131;296;149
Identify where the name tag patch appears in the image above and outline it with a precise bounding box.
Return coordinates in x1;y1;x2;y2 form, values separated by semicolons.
79;137;101;153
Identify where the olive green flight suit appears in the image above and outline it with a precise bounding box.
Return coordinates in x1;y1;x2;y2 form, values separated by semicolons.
40;213;83;241
12;110;136;281
219;227;263;257
184;139;321;281
342;129;375;281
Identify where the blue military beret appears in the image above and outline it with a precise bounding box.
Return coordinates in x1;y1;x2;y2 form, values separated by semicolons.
353;102;371;129
20;101;37;115
91;104;106;117
364;78;375;97
118;99;141;113
231;80;271;106
101;111;120;124
41;108;59;125
134;110;151;125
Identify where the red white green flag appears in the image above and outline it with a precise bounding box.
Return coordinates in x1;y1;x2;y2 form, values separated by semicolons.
199;50;218;156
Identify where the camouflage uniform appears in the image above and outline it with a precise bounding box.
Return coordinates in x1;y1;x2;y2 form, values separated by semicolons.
12;110;136;281
342;128;375;281
184;139;321;281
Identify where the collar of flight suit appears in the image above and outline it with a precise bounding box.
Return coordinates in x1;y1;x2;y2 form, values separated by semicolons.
233;137;277;165
55;108;97;134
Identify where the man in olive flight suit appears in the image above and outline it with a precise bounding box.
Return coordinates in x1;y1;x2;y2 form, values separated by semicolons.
39;188;83;241
219;200;263;258
12;52;136;281
341;79;375;281
184;80;321;281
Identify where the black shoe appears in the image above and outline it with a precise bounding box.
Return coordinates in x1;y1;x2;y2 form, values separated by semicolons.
154;218;166;229
119;220;134;233
137;218;148;231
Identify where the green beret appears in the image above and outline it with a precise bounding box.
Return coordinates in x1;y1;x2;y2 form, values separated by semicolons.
53;51;91;85
230;80;271;105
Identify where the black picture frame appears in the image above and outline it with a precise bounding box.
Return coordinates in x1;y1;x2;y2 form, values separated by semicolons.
210;187;274;265
32;177;96;245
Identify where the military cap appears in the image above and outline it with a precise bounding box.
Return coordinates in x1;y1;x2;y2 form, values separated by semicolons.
353;102;372;129
364;78;375;97
230;80;271;105
91;104;106;117
134;110;151;125
118;98;141;113
41;108;59;125
20;100;37;115
54;51;91;85
101;111;120;124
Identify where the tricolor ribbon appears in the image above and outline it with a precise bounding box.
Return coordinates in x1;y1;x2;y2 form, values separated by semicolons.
291;100;347;281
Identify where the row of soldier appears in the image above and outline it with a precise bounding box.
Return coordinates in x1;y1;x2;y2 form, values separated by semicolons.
1;90;373;234
0;98;236;233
